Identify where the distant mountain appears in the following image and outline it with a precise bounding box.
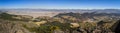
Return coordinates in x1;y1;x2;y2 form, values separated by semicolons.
2;9;120;13
0;9;120;18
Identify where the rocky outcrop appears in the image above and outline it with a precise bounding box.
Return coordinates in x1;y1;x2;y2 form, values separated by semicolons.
0;21;32;33
111;20;120;33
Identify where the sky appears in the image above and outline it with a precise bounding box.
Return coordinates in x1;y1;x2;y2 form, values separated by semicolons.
0;0;120;9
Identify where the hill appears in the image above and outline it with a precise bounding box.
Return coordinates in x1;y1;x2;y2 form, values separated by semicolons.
54;12;120;22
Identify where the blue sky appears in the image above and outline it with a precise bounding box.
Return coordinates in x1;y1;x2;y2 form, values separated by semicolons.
0;0;120;9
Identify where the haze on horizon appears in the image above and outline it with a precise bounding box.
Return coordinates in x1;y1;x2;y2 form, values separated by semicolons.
0;0;120;9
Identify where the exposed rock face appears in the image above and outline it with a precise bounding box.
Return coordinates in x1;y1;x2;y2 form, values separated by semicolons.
70;23;80;28
0;21;32;33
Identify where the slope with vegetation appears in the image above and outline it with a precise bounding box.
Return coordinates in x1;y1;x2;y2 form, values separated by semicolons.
0;11;120;33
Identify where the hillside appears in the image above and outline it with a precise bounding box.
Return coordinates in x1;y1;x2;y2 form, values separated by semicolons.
0;9;120;33
54;12;120;22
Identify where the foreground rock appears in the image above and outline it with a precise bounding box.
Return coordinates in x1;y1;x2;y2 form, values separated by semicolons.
0;21;32;33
